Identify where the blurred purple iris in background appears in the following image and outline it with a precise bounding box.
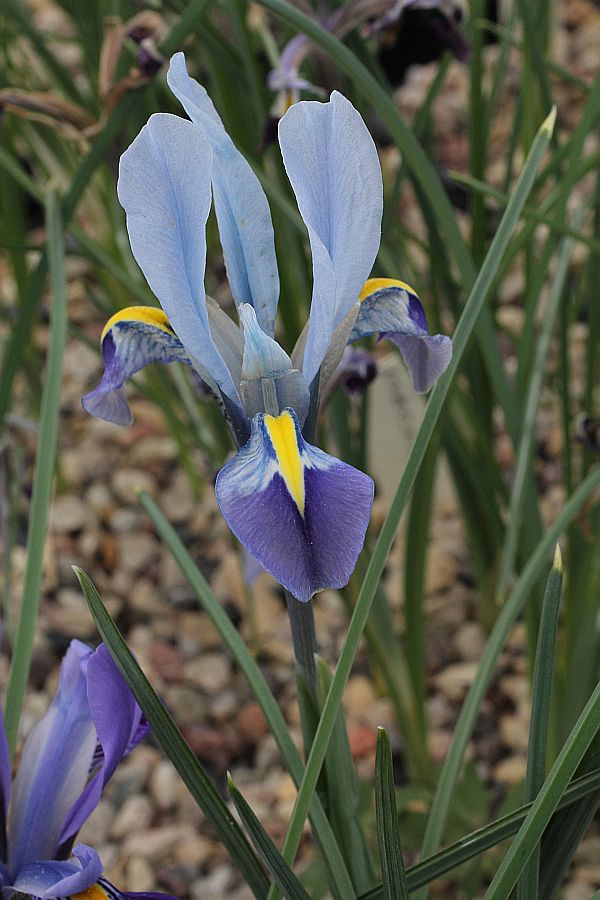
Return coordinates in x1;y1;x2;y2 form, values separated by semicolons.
0;640;176;900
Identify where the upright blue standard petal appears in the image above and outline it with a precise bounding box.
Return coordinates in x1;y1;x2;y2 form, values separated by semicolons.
279;92;383;384
167;53;280;336
216;408;374;602
117;112;239;403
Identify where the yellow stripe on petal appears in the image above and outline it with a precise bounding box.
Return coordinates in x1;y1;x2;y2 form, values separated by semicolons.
72;884;110;900
359;277;417;302
101;306;174;341
264;410;305;515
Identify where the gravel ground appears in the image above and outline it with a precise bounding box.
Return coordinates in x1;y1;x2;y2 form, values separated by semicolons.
4;1;600;897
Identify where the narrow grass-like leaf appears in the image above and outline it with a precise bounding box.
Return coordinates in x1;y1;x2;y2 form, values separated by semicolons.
516;546;563;899
0;92;137;433
266;106;556;900
403;435;438;734
4;189;67;755
496;208;586;600
414;466;600;891
356;768;600;899
159;0;216;56
137;491;356;900
4;0;86;104
484;678;600;898
450;170;600;252
228;775;311;900
316;658;376;894
539;789;600;899
375;728;409;900
74;567;270;899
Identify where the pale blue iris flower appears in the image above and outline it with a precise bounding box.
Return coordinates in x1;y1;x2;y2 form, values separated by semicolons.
83;52;452;603
0;639;175;900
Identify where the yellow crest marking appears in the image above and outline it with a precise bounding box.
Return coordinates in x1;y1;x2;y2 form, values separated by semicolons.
359;277;417;302
72;884;109;900
101;306;174;341
264;411;305;515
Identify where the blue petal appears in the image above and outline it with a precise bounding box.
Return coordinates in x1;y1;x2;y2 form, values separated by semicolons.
58;644;149;852
0;705;11;859
82;307;189;425
167;53;280;336
386;332;452;393
278;92;382;385
10;844;102;898
352;279;452;393
117;112;239;404
8;642;97;873
215;408;373;602
238;305;310;424
239;304;294;381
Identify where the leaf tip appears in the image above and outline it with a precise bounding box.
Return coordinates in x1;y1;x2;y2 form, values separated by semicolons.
541;105;557;137
553;543;563;573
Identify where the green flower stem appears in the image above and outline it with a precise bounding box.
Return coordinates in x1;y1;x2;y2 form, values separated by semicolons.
286;591;318;697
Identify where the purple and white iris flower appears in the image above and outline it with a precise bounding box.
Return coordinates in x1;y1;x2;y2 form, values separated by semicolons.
0;639;175;900
82;52;452;603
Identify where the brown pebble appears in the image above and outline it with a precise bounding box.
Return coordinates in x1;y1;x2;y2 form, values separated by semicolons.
348;725;377;759
236;702;268;745
149;642;184;682
182;726;229;766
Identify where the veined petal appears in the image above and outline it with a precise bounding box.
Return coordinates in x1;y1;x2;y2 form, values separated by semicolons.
215;408;373;602
117;112;239;404
81;307;189;425
279;92;382;385
10;844;102;899
167;53;280;336
352;278;452;393
8;641;97;874
59;645;149;851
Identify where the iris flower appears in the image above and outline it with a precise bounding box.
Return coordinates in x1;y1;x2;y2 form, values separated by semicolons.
267;0;468;105
0;639;174;900
82;52;452;603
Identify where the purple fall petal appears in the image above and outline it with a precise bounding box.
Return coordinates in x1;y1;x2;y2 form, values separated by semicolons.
352;280;452;392
9;844;102;898
216;409;373;602
385;332;452;393
82;311;189;426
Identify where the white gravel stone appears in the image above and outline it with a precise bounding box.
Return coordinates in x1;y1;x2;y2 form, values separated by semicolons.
49;495;89;533
118;533;158;575
112;468;155;505
184;654;231;693
110;794;154;839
